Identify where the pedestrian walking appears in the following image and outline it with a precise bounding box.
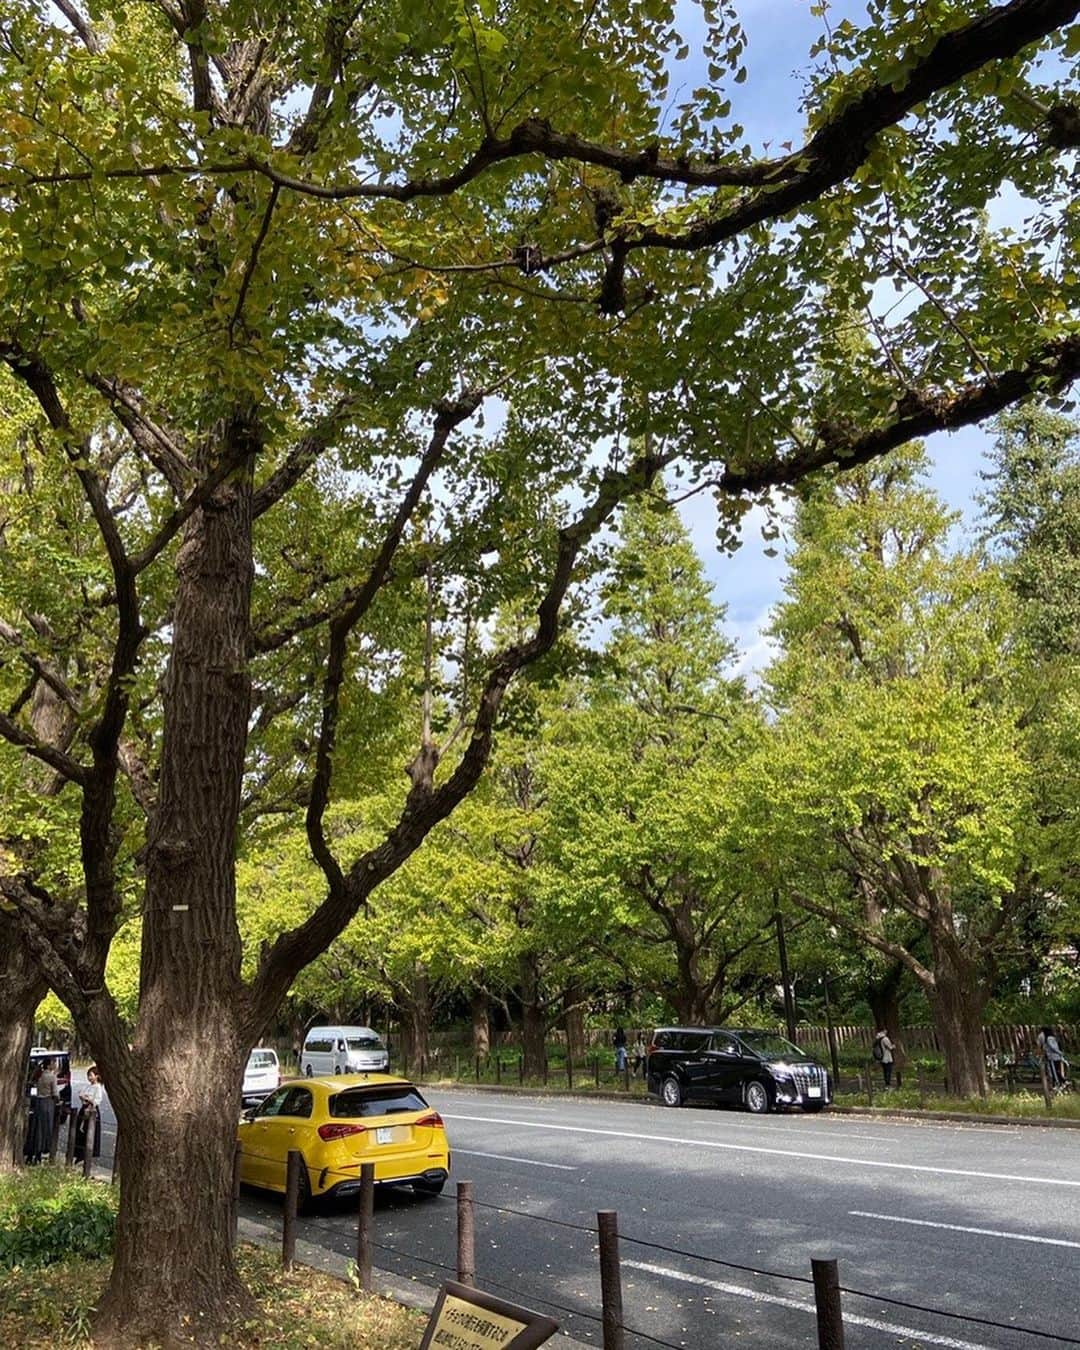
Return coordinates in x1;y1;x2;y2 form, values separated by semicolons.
27;1057;58;1164
873;1029;895;1088
74;1065;104;1163
632;1034;647;1077
613;1025;628;1074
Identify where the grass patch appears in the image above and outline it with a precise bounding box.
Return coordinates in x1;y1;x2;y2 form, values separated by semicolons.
0;1242;424;1348
833;1086;1080;1118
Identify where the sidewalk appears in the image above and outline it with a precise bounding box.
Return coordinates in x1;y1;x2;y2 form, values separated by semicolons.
237;1213;595;1349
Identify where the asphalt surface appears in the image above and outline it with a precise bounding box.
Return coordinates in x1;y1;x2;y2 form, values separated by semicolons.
82;1078;1080;1349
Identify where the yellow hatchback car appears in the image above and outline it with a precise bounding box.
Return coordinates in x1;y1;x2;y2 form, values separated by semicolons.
237;1074;450;1207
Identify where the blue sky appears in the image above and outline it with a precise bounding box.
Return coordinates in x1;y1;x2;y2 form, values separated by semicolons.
667;0;995;677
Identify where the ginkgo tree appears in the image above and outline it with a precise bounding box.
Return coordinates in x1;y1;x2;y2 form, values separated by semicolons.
0;0;1078;1339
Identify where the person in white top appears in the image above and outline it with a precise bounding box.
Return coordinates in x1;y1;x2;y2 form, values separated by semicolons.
75;1065;104;1162
873;1029;895;1088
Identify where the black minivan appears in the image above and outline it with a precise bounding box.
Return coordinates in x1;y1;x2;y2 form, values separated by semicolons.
646;1027;832;1113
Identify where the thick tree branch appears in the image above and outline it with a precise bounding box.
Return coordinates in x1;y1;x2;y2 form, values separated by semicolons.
720;333;1080;495
15;2;1076;228
790;889;936;988
302;391;485;895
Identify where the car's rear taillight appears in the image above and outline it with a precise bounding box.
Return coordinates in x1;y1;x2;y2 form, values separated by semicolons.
414;1111;443;1129
318;1122;367;1142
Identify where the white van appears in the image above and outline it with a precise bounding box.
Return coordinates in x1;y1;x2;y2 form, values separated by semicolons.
301;1026;389;1076
242;1048;280;1105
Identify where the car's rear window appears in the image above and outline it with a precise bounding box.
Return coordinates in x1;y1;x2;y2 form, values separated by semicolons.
346;1035;384;1051
247;1051;277;1069
329;1086;427;1118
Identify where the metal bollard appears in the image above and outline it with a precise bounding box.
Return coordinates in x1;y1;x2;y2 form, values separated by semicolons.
496;1056;502;1085
457;1180;475;1287
356;1162;374;1292
917;1063;927;1108
282;1149;300;1269
82;1109;97;1179
597;1210;624;1350
519;1055;524;1085
231;1140;243;1245
566;1056;573;1090
475;1054;480;1082
594;1056;600;1088
811;1258;845;1349
49;1106;62;1163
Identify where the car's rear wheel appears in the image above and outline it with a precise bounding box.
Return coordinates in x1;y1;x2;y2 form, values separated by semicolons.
745;1080;771;1114
661;1075;683;1108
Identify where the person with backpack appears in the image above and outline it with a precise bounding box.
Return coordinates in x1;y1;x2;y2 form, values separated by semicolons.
1040;1027;1067;1088
873;1029;895;1088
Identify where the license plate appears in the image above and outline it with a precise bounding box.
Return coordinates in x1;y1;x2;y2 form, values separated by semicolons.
376;1127;393;1144
807;1086;822;1098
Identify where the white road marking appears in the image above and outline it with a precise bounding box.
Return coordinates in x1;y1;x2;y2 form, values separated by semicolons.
850;1211;1080;1249
624;1260;994;1350
455;1148;577;1171
441;1114;1080;1188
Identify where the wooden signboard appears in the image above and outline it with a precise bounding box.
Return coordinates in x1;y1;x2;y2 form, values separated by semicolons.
419;1281;559;1350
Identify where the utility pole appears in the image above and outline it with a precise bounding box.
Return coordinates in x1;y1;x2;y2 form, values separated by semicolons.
774;893;798;1044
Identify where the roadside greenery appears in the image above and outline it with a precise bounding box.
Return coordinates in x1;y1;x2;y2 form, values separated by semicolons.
0;1171;117;1270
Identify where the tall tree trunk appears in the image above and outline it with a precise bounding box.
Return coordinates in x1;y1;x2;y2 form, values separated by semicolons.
93;431;256;1345
563;980;585;1063
398;965;431;1070
672;939;708;1024
471;988;490;1057
0;924;46;1168
866;960;905;1064
929;945;989;1098
519;951;546;1076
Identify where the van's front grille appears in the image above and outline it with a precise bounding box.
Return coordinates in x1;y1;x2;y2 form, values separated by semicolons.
793;1065;828;1099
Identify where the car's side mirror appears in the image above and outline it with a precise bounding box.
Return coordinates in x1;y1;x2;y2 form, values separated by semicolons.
240;1107;257;1123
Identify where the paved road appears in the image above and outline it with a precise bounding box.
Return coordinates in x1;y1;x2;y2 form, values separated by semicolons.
88;1080;1080;1348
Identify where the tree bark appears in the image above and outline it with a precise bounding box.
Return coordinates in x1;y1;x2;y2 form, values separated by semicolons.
519;951;546;1076
0;924;46;1168
398;965;431;1070
928;945;989;1098
866;960;906;1063
563;980;586;1063
93;431;257;1344
470;988;490;1057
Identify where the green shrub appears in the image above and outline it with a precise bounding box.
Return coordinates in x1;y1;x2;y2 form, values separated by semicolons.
0;1169;117;1269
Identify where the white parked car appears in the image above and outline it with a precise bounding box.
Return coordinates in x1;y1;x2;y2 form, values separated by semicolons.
242;1048;280;1105
301;1025;389;1076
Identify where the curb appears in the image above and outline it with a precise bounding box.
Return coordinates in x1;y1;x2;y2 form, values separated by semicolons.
828;1104;1080;1129
420;1080;1080;1129
237;1214;594;1348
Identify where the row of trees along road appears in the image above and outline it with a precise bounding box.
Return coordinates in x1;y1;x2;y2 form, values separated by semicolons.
229;422;1077;1102
1;0;1079;1341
